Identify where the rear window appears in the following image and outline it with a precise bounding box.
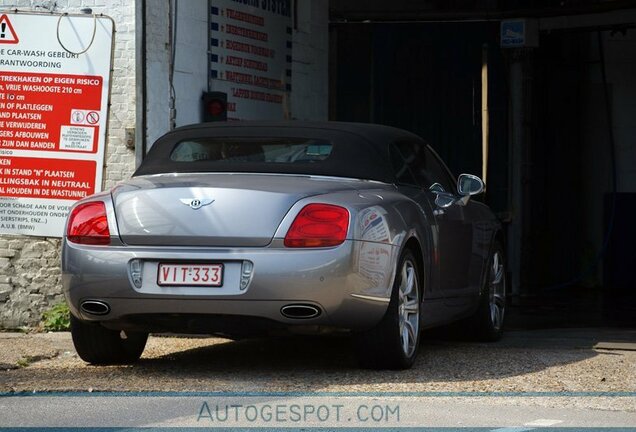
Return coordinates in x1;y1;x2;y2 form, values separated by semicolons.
133;126;395;183
170;138;333;164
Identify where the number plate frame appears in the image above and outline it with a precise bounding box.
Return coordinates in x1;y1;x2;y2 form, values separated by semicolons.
157;263;224;287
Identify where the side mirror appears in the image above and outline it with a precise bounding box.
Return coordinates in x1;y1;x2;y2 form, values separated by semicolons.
435;193;456;209
457;174;484;196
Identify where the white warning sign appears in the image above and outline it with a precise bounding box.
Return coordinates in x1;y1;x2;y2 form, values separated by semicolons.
70;109;100;126
59;126;95;151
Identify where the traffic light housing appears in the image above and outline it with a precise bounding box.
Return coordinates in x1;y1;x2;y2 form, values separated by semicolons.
202;91;227;122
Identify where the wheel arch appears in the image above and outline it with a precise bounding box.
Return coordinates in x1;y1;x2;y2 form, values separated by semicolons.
493;229;506;251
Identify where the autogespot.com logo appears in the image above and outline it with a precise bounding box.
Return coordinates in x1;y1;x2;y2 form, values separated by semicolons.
196;401;401;425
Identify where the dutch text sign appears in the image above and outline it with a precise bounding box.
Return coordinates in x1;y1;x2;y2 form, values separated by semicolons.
0;12;114;237
208;0;292;120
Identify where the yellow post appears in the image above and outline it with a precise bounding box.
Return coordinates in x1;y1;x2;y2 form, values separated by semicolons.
481;44;489;188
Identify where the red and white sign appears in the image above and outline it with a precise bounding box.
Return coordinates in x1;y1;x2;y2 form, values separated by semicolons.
0;15;19;44
0;12;113;237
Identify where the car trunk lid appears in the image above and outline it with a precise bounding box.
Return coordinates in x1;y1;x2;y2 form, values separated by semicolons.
112;173;359;247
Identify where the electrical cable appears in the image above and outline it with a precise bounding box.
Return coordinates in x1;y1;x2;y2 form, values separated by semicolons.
168;0;178;129
56;12;97;55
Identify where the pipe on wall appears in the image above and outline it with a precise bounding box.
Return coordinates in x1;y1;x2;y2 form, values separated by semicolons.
135;0;147;167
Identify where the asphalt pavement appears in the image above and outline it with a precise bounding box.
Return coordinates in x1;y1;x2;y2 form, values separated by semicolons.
0;327;634;429
1;328;635;394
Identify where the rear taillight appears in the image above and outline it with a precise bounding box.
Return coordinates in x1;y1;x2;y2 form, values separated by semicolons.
284;204;349;248
67;202;110;245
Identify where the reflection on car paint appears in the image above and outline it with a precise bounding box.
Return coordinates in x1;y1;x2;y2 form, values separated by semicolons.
354;207;394;296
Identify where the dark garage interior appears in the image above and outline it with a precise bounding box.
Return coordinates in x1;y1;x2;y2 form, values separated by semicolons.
328;0;636;327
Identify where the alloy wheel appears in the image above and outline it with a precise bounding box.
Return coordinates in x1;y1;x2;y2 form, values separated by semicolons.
398;259;420;357
489;251;506;331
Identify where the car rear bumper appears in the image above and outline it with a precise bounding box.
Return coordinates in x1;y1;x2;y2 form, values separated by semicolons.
62;240;397;332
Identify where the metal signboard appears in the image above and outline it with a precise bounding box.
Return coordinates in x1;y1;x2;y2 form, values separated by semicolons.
0;12;114;237
500;18;539;48
208;0;292;120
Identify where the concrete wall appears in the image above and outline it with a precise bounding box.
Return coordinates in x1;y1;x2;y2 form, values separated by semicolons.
173;1;209;128
0;0;137;327
291;0;329;120
0;0;329;327
145;0;330;150
144;0;171;146
144;0;208;147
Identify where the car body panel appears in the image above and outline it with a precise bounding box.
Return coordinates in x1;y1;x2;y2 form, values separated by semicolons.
63;239;394;331
62;121;502;337
112;173;365;247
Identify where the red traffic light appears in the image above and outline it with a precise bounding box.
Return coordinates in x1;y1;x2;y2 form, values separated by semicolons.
202;92;227;122
207;100;225;117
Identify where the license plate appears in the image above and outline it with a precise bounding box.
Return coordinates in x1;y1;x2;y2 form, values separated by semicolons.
157;263;224;287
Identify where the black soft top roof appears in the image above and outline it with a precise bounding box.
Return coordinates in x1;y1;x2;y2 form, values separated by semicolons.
133;121;426;183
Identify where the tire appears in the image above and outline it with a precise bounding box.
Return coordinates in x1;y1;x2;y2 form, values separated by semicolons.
71;315;148;365
470;241;507;341
356;249;422;370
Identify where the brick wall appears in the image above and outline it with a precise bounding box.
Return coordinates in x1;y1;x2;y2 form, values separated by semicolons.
0;0;330;327
0;0;136;327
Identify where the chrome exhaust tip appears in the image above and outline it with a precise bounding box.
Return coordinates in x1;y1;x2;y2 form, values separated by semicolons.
281;304;321;319
80;300;111;316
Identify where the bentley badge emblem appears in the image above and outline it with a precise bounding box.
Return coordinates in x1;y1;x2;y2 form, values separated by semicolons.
180;198;214;210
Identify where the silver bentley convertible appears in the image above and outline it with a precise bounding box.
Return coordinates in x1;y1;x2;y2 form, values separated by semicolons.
62;121;506;369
